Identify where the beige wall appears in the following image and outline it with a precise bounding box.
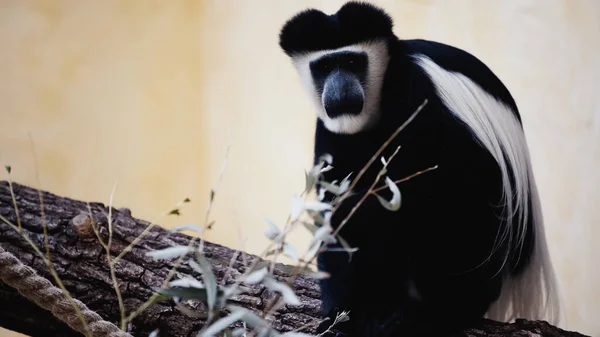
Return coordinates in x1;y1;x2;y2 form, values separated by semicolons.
1;1;598;336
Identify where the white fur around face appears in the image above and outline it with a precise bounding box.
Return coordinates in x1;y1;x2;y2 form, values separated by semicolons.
291;40;390;134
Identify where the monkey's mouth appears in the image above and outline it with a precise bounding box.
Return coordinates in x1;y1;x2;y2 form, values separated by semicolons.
324;98;364;118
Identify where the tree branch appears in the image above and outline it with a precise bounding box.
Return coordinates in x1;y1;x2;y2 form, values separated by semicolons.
0;181;589;337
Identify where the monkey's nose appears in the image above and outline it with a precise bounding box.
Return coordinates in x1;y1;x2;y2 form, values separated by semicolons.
322;70;365;118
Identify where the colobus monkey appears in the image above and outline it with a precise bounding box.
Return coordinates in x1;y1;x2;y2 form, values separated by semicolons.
278;2;561;337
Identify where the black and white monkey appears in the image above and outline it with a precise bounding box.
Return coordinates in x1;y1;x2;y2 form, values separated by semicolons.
278;2;561;337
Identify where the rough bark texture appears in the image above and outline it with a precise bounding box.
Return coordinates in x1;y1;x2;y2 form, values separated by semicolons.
0;181;590;337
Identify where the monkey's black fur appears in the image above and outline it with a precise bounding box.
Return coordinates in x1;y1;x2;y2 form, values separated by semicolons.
279;2;537;337
279;2;394;56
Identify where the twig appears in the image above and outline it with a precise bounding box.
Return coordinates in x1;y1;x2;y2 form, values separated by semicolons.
371;165;439;194
26;133;93;337
329;99;428;219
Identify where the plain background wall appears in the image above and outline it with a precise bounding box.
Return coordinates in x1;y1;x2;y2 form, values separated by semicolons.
1;1;598;336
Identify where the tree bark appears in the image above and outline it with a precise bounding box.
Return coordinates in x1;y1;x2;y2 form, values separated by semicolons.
0;181;589;337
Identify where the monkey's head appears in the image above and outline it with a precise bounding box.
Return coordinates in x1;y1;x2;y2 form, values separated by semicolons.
279;2;395;134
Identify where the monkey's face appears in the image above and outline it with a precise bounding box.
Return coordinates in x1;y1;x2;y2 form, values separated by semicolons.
290;41;390;134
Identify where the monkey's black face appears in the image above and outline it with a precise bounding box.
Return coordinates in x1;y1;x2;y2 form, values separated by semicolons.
309;51;368;119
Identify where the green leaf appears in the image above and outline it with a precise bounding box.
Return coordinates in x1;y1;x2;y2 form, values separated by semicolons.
4;165;11;174
191;252;218;311
146;246;194;260
149;293;172;305
184;197;191;203
169;208;181;216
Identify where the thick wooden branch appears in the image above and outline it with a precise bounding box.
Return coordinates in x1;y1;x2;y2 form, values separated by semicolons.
0;181;589;337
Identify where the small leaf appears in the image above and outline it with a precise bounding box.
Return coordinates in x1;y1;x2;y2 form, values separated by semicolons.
249;260;271;273
339;173;352;194
198;309;246;337
184;197;191;203
300;221;318;234
290;196;304;222
374;176;402;211
196;252;218;311
169;208;181;216
303;200;332;212
169;277;204;289
263;277;301;306
305;241;322;262
319;181;343;195
171;224;204;234
221;284;245;299
207;220;216;229
227;305;270;330
304;170;316;194
4;165;11;174
320;165;333;173
146;246;193;260
325;247;359;254
209;189;215;202
244;267;268;285
311;225;336;246
337;235;358;262
317;187;326;201
263;218;281;241
283;243;299;262
317;153;333;166
188;258;204;274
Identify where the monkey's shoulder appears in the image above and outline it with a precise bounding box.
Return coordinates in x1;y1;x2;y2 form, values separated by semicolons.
396;39;519;114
